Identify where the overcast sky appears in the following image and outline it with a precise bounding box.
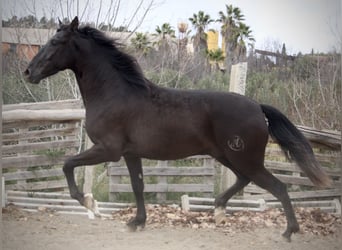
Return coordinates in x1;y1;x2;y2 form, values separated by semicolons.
3;0;341;54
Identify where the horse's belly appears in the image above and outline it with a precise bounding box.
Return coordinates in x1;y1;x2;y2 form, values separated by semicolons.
127;132;210;160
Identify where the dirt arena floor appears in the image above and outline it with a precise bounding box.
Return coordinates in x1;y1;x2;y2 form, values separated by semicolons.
2;205;341;250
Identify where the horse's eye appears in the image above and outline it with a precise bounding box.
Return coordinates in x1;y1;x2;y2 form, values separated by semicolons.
51;39;58;46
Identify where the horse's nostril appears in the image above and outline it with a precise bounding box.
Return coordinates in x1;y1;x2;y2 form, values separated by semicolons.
24;69;30;76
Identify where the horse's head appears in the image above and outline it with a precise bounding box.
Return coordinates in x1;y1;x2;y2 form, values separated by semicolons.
24;16;80;84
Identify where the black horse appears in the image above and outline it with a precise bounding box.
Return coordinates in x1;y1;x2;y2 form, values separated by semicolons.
24;17;331;241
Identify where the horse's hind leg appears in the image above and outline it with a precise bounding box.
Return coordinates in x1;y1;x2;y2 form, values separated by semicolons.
214;158;250;223
250;168;299;241
124;156;146;231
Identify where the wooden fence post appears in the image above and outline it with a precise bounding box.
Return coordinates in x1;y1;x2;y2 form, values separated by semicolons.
220;62;248;192
203;158;215;197
17;128;28;189
156;160;168;202
108;162;121;202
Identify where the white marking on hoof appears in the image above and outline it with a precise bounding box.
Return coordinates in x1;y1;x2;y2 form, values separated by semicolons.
87;209;95;219
214;207;227;224
84;193;101;218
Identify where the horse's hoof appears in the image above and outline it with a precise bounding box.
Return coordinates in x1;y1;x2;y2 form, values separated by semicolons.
214;207;227;224
127;222;138;232
282;231;292;242
127;218;145;232
282;228;298;242
83;193;101;217
282;224;299;242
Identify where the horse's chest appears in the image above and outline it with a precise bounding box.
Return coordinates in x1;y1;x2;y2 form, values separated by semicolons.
84;113;123;143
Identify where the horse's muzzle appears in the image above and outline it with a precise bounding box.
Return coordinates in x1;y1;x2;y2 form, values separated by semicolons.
23;68;40;84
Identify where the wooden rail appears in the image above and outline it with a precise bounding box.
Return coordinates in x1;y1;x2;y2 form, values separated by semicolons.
108;158;216;202
181;195;341;214
297;126;341;150
2;100;83;192
6;191;131;216
3;109;85;122
244;139;341;201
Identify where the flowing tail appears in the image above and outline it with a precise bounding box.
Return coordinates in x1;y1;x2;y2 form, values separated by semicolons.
261;104;331;187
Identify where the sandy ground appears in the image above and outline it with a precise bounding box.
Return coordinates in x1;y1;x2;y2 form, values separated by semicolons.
2;207;342;250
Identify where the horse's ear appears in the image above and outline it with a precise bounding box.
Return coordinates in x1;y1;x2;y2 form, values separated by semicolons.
70;16;79;31
58;18;63;26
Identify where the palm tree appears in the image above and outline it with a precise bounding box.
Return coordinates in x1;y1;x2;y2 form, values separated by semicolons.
153;23;176;51
234;22;255;62
155;23;175;39
217;4;245;73
131;32;151;56
207;48;225;71
189;11;214;53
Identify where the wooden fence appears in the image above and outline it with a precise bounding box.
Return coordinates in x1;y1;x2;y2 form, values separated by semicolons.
6;190;130;216
2;99;84;192
181;195;341;214
2;100;341;211
180;127;341;214
108;157;216;202
108;127;341;205
244;127;341;201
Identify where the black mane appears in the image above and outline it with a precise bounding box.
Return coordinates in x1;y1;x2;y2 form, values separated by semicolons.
77;26;149;91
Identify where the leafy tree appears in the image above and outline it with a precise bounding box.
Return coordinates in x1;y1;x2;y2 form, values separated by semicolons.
217;4;246;73
155;23;175;39
131;32;152;56
189;11;214;53
4;16;19;27
39;17;47;28
153;23;175;49
234;22;255;62
152;23;176;57
19;15;38;27
113;26;129;32
46;18;57;28
207;48;225;71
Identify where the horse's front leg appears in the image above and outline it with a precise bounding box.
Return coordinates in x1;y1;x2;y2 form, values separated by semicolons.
124;156;146;231
63;144;112;215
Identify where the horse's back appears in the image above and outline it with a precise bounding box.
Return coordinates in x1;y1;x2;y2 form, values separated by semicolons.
131;87;269;160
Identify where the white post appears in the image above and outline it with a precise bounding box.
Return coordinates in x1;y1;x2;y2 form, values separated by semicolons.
83;135;94;194
1;177;5;208
229;62;248;94
181;194;190;212
220;62;248;192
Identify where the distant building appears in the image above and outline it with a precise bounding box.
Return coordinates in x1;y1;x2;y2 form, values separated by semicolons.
2;27;227;61
2;27;131;61
2;28;54;60
206;30;219;52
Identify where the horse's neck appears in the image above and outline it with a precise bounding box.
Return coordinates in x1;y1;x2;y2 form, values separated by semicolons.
76;64;148;109
73;61;117;106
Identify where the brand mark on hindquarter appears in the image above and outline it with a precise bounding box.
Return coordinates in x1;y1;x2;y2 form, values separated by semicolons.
227;135;245;151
